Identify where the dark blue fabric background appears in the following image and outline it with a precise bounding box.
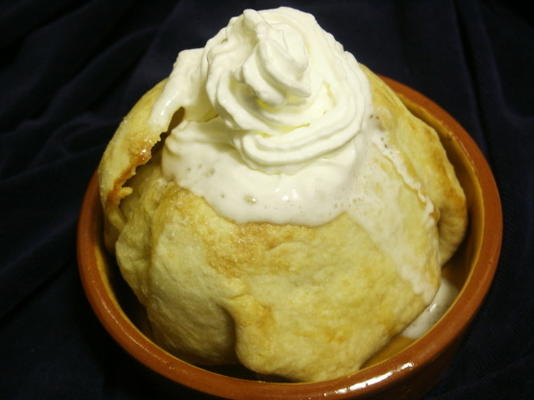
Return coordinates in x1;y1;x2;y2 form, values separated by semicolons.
1;1;533;399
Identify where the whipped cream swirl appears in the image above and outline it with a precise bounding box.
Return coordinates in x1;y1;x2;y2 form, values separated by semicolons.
150;7;373;225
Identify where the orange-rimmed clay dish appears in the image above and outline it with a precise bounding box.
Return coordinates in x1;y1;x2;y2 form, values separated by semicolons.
77;76;502;400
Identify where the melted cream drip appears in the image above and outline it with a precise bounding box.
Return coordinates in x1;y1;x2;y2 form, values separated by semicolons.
402;277;459;339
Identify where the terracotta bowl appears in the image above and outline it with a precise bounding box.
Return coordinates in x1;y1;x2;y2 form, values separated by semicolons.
77;76;502;400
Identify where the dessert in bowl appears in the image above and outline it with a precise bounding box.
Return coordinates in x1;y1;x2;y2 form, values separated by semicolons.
77;7;501;399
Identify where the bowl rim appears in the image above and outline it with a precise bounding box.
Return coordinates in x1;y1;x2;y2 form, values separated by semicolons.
77;76;502;400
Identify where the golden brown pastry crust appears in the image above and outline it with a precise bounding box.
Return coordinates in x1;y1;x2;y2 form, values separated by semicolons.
98;81;167;250
97;67;467;381
363;67;467;263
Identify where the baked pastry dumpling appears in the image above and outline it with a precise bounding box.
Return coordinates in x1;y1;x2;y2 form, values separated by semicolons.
98;7;466;382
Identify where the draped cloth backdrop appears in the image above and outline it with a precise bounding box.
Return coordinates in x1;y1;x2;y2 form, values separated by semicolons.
1;1;532;399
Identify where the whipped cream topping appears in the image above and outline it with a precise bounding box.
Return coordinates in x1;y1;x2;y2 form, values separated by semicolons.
150;7;373;225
